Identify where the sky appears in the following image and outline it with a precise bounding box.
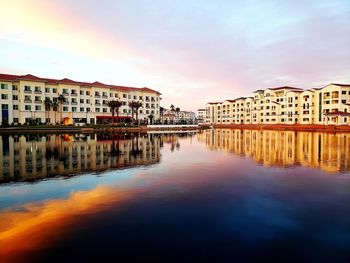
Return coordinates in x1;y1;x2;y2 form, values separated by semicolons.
0;0;350;111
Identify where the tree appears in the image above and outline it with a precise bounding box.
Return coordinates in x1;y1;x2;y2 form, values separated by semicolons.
44;97;53;124
57;94;65;124
52;101;59;124
107;100;122;124
170;104;175;112
134;101;143;124
128;101;137;121
175;107;180;123
160;106;164;123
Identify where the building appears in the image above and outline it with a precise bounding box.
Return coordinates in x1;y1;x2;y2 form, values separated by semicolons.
204;84;350;125
0;73;161;125
161;109;196;124
197;109;206;123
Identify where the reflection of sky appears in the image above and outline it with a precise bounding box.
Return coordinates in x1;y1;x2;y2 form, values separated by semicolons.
1;135;350;262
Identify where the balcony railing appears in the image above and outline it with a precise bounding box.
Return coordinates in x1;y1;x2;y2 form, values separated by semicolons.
24;90;32;93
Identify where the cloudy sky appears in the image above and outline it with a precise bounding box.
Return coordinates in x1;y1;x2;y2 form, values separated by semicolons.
1;0;349;110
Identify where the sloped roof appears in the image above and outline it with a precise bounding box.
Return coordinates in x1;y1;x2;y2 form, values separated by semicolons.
0;73;161;94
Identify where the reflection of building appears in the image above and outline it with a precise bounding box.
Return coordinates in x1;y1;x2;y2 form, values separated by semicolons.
0;133;162;183
204;84;350;125
0;73;161;125
198;129;350;173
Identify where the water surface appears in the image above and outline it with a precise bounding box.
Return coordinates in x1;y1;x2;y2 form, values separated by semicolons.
0;130;349;262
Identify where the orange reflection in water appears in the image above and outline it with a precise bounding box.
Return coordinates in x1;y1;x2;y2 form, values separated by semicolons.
0;185;134;263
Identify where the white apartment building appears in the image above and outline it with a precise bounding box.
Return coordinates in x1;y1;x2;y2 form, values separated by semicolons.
197;109;206;123
205;84;350;126
162;109;196;124
0;73;161;125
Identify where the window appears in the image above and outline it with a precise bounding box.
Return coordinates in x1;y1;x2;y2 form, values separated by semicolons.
86;99;90;104
24;85;31;92
25;95;31;102
63;89;69;94
133;96;137;99
63;106;68;112
103;108;107;112
25;105;31;111
35;105;41;111
53;88;57;93
1;94;8;99
35;86;41;92
80;99;84;103
80;107;84;112
35;96;41;102
12;85;18;91
13;118;19;123
86;108;90;112
1;104;8;110
123;94;127;98
45;88;50;93
13;105;19;110
72;107;77;112
86;91;90;96
96;108;100;112
0;83;8;89
80;90;84;95
342;91;347;95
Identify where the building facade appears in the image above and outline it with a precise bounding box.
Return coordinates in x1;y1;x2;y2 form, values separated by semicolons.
0;73;161;125
205;84;350;125
197;109;206;123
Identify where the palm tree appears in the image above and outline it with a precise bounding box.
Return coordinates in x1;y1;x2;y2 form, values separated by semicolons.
175;107;180;124
57;94;65;124
52;101;59;124
107;100;122;124
170;104;175;112
160;106;164;124
134;101;143;124
44;98;52;124
128;101;136;121
114;100;123;121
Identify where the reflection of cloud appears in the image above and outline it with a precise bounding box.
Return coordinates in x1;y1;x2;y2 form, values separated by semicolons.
0;186;131;262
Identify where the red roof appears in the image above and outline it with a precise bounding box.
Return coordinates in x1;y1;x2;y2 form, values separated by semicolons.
268;86;302;91
331;83;350;87
0;73;161;94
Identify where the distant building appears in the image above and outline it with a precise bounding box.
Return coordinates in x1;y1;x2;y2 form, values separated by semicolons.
204;84;350;125
197;109;206;123
161;109;196;124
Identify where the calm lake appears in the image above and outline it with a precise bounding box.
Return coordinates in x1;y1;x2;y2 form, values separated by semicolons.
0;129;350;262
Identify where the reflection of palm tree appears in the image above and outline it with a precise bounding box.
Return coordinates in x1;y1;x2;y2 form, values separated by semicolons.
110;135;122;156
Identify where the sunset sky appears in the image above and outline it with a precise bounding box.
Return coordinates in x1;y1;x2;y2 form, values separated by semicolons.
1;0;349;111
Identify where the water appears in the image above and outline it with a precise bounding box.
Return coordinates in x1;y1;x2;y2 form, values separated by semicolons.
0;129;350;263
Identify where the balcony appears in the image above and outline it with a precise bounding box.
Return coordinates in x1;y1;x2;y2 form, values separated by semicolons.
95;103;101;106
24;99;32;103
71;93;78;96
71;101;78;105
62;92;69;96
24;90;32;93
34;90;42;94
95;94;101;98
102;95;108;98
35;100;42;104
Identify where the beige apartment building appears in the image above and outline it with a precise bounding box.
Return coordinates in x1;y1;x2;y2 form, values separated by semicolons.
0;73;161;125
205;84;350;126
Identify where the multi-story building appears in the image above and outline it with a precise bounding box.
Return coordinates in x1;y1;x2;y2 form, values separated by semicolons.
197;109;206;123
161;109;195;124
204;84;350;125
0;73;161;125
